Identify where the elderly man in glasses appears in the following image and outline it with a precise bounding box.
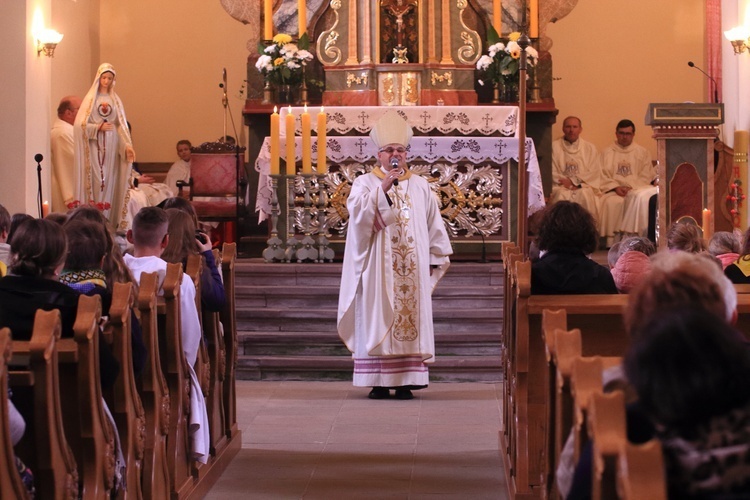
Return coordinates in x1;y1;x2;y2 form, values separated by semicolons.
337;110;452;401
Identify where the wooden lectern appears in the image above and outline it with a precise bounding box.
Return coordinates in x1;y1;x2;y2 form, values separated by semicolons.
645;103;724;247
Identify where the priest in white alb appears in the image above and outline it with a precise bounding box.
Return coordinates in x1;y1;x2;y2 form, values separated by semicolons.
598;119;655;247
337;111;452;400
549;116;602;220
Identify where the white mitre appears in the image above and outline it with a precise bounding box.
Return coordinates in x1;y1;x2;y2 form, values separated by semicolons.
370;110;413;148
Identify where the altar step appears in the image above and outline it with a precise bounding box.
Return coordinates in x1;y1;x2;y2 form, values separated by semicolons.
234;260;504;382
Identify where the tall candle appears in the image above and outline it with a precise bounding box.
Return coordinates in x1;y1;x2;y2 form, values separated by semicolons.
702;208;712;241
493;0;502;35
529;0;539;38
264;0;273;40
301;105;312;174
270;106;280;175
285;106;296;174
42;200;49;218
317;107;327;173
298;0;307;38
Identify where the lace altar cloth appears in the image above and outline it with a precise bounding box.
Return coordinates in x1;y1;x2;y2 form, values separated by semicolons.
254;135;545;222
278;105;519;137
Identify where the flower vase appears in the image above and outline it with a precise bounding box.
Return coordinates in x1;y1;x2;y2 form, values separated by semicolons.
492;83;501;105
501;84;518;104
276;84;296;105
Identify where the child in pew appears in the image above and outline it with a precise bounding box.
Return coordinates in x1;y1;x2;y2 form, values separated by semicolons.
564;251;740;499
667;221;707;253
60;218;147;376
123;206;210;463
0;218;120;389
162;208;226;312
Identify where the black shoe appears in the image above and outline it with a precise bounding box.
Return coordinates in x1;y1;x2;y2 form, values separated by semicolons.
368;387;390;399
394;388;414;400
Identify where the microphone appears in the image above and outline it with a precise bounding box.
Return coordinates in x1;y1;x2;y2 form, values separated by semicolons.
34;153;43;163
390;156;400;186
687;61;719;103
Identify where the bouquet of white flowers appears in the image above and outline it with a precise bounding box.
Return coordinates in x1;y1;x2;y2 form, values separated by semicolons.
476;29;538;88
255;33;314;86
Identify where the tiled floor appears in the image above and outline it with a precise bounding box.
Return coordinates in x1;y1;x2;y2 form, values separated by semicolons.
206;381;509;499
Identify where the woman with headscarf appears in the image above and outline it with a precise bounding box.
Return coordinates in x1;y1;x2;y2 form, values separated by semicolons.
73;62;136;231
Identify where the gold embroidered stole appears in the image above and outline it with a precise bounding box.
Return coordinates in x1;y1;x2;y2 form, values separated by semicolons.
388;183;419;342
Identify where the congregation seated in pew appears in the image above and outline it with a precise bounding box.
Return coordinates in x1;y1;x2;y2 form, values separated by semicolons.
565;250;742;499
123;206;210;463
709;230;742;270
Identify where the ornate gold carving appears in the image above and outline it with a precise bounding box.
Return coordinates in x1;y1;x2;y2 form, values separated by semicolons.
430;71;453;87
404;76;419;103
346;71;369;88
316;1;342;65
457;0;481;64
383;76;396;103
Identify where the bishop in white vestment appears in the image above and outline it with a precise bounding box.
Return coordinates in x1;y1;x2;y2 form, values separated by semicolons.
337;111;452;400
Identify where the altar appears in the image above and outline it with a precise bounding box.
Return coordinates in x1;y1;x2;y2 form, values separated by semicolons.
254;105;544;259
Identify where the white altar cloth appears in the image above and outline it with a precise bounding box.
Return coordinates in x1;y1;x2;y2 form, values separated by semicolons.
254;135;545;222
278;105;519;137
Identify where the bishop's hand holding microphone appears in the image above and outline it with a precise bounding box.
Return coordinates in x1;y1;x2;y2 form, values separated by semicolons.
391;156;400;186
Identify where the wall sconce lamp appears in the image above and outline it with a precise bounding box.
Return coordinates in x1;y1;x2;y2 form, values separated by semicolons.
36;29;63;57
724;26;750;55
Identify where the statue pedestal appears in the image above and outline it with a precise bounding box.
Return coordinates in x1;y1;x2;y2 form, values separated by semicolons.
646;102;724;247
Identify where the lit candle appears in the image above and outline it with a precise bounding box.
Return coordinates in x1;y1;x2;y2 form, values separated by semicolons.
270;106;280;175
301;105;312;174
529;0;539;38
493;0;502;35
264;0;273;40
702;208;712;241
42;200;49;218
317;107;327;173
298;0;307;38
285;106;296;174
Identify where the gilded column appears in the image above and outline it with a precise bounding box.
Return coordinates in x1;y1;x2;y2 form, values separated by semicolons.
440;0;454;64
361;0;372;63
427;0;437;63
346;0;360;65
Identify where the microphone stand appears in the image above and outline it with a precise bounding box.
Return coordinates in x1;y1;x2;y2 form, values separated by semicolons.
35;154;44;218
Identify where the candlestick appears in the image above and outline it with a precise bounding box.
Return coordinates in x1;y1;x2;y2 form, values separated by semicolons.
264;0;273;40
270;106;280;175
298;0;307;38
493;0;502;35
285;106;296;174
529;0;539;38
317;107;327;173
702;208;712;241
301;105;312;174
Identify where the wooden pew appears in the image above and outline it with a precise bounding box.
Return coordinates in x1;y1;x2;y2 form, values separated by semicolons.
588;390;626;500
501;249;524;462
60;294;116;498
204;248;228;455
0;328;31;499
136;272;170;499
106;282;146;499
616;440;666;500
502;259;629;499
157;263;195;498
219;242;239;441
9;309;79;499
185;254;210;397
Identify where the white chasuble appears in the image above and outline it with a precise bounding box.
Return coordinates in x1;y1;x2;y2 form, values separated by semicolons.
338;169;452;387
549;137;602;220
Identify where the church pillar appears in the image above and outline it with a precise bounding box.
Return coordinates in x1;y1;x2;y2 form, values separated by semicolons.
427;0;437;63
345;0;359;65
439;0;453;64
361;0;372;63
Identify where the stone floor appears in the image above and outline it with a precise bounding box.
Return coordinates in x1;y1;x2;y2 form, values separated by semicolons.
206;380;509;499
